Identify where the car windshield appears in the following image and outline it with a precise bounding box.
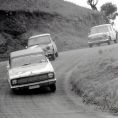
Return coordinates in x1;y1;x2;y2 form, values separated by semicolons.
11;54;47;68
28;35;51;47
90;25;109;34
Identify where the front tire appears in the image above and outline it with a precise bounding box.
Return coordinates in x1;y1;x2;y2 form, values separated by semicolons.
51;53;56;60
114;40;117;43
55;52;58;57
107;41;110;45
108;37;111;45
89;44;92;47
12;88;19;94
50;84;56;92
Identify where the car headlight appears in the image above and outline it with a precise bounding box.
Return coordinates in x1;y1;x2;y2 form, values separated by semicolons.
48;72;54;78
11;79;17;85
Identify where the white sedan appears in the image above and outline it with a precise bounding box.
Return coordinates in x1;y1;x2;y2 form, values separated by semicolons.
7;47;56;92
28;33;58;60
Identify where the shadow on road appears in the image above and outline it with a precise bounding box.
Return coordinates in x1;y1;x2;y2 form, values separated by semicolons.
10;87;54;96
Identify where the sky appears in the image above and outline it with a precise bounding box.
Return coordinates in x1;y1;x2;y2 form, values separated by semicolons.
64;0;118;30
64;0;118;10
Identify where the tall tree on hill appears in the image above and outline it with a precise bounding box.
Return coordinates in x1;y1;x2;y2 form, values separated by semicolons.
87;0;98;10
100;2;117;22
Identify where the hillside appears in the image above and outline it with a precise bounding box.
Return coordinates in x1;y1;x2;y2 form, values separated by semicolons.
70;45;118;114
0;0;104;61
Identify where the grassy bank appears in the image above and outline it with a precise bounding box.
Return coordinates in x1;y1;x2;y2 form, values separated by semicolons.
70;45;118;115
0;0;104;61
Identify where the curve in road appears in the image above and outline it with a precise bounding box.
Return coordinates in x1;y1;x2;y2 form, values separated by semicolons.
0;45;117;118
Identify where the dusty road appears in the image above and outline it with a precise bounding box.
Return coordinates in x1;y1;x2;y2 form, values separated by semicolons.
0;45;117;118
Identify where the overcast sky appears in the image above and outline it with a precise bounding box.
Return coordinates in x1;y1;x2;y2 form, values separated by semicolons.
64;0;118;10
64;0;118;30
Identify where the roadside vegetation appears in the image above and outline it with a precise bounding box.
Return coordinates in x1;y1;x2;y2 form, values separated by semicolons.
0;0;104;61
70;46;118;115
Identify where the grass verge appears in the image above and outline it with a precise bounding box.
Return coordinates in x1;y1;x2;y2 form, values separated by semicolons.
70;45;118;115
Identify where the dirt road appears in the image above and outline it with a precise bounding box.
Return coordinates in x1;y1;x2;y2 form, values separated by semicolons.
0;45;117;118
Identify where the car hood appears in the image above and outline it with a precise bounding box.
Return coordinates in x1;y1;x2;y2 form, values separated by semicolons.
88;32;109;39
8;62;54;80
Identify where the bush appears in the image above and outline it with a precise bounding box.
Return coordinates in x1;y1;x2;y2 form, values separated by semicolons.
3;12;27;35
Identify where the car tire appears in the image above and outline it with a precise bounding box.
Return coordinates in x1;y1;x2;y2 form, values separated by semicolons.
107;41;110;45
50;84;56;92
12;88;19;94
89;44;92;47
107;36;111;45
55;52;58;57
114;40;117;43
51;53;56;60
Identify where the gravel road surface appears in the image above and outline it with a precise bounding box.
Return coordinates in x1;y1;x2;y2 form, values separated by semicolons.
0;46;117;118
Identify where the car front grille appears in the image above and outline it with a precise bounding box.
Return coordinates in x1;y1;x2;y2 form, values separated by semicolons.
16;74;48;85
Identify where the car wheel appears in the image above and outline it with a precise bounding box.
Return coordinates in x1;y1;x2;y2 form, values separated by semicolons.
51;53;56;60
107;36;111;45
50;84;56;92
89;44;92;47
55;52;58;57
12;88;19;93
107;41;110;45
114;40;117;43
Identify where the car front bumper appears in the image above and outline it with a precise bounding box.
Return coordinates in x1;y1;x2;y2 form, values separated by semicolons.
88;38;109;44
10;78;56;89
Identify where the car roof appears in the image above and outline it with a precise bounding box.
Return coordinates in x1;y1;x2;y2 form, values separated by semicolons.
92;24;112;29
10;47;44;59
29;33;51;40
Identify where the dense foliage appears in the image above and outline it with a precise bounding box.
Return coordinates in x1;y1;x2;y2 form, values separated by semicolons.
100;2;117;22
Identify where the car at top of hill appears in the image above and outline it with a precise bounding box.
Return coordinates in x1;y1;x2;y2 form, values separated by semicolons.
27;33;58;61
88;24;117;47
7;47;56;92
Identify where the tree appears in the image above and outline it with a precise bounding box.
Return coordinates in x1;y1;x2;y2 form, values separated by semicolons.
87;0;98;10
101;2;117;19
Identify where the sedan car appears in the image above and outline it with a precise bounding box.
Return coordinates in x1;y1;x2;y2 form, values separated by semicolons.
27;33;58;60
88;24;117;47
7;47;56;92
